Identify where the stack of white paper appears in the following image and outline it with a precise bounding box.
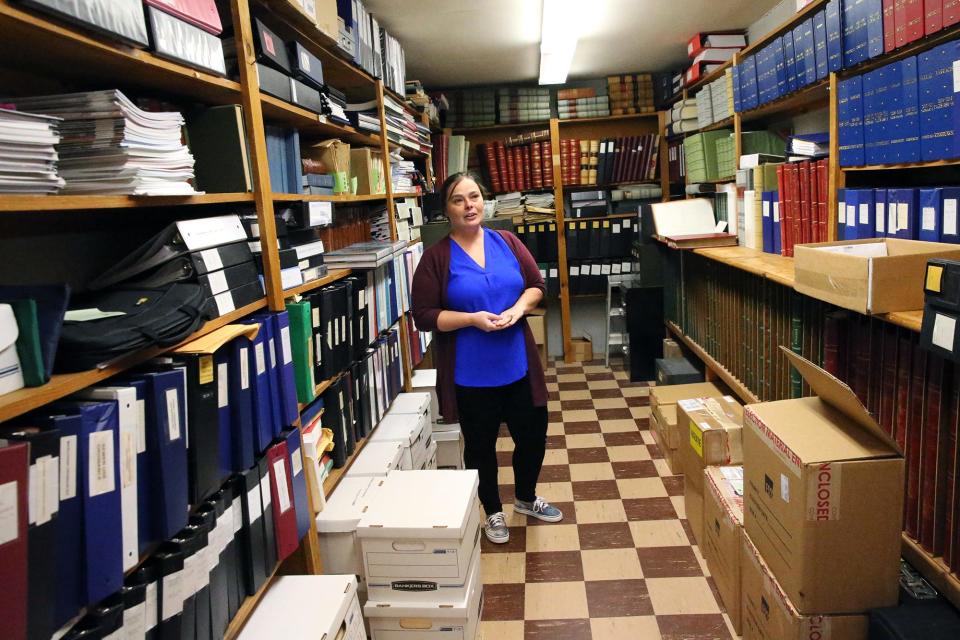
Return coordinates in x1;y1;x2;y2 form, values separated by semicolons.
9;90;200;195
0;108;65;193
389;151;416;192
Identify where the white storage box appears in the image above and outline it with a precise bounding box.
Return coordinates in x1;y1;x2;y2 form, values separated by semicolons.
364;544;483;640
432;420;461;433
410;369;440;422
419;440;438;470
358;470;482;602
237;574;365;640
433;429;464;470
348;440;407;477
316;476;382;590
369;412;432;470
387;391;433;426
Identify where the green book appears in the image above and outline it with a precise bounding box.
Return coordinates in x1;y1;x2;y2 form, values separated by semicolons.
185;104;253;193
790;293;803;398
285;301;315;404
9;299;45;387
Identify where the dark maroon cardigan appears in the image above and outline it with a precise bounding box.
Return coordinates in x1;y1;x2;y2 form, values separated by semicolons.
410;229;547;422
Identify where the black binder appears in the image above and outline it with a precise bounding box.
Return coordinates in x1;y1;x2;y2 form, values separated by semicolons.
189;509;220;640
564;222;578;260
577;221;590;258
155;545;185;640
126;560;160;640
167;355;221;505
220;485;243;618
119;582;147;640
83;594;123;638
238;469;267;595
256;457;278;579
252;18;291;72
322;380;348;468
343;279;355;369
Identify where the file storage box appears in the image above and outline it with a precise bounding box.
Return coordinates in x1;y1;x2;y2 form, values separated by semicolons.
386;391;433;426
368;411;432;470
410;369;440;422
347;440;407;477
357;471;482;603
364;547;483;640
418;440;438;470
315;476;382;593
237;574;365;640
433;428;465;469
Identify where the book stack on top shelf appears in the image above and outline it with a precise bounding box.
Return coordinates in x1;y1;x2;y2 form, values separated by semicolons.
499;87;551;124
557;86;610;120
607;73;657;115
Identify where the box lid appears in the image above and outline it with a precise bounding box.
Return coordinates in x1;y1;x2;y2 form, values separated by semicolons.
705;466;744;525
348;441;405;476
411;369;437;388
315;476;379;533
357;470;479;538
651;382;723;407
368;413;423;447
387;392;431;416
432;430;461;443
656;404;678;427
237;574;357;639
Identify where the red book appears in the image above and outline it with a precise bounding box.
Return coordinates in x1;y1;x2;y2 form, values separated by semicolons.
0;443;29;640
809;160;820;244
799;161;812;247
611;136;624;183
482;144;501;193
530;142;543;189
895;333;914;451
945;0;960;26
926;0;944;34
904;346;928;538
883;0;897;52
896;0;925;47
503;143;516;192
646;134;661;181
867;318;885;416
822;311;846;378
817;160;828;242
791;163;803;256
920;355;946;550
495;142;510;193
937;365;958;558
851;315;872;403
542;142;554;187
776;165;786;255
524;145;533;189
513;146;525;191
879;324;900;435
267;441;299;562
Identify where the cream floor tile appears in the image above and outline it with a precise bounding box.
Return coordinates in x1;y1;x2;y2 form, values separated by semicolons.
499;466;516;485
564;433;606;449
613;370;631;380
557;373;586;383
574;499;627;524
525;523;581;552
547;400;562;412
608;445;652;463
583;365;609;373
587;380;619;390
630;406;652;419
478;621;525;640
568;462;615;482
558;389;591;401
563;409;599;423
593;397;628;409
542;448;569;466
622;386;650;397
547;423;565;436
580;548;644;581
671;495;686;519
524;582;589;620
640;431;656;445
589;616;661;640
546;382;560;392
496;437;515;452
645;577;722;615
481;552;526;584
616;477;668;499
629;520;691;548
599;419;640;433
654;459;673;476
537;481;574;502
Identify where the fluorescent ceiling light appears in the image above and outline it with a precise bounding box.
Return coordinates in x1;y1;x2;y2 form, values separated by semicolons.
539;0;579;85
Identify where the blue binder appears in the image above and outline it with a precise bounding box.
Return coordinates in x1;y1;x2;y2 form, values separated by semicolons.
825;0;844;72
814;10;828;80
874;188;888;237
873;64;893;164
865;0;884;60
241;317;277;453
884;61;905;163
228;338;256;471
900;56;921;164
845;188;860;240
742;55;759;110
214;345;235;476
942;188;960;243
862;66;883;165
891;188;919;239
855;189;875;239
733;63;743;112
919;43;954;161
773;37;787;99
772;197;782;255
254;314;284;437
842;0;869;67
801;18;817;86
920;188;944;242
107;378;152;554
50;401;123;607
792;23;808;89
762;193;773;252
282;429;311;541
783;32;798;93
270;311;300;428
838;76;865;166
837;188;847;240
883;189;898;238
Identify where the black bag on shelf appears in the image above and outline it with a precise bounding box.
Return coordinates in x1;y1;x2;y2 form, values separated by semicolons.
56;283;210;372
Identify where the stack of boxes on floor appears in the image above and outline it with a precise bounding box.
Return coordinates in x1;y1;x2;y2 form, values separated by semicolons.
658;341;905;639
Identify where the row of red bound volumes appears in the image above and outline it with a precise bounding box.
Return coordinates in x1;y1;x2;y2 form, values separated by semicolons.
476;140;553;194
883;0;960;53
774;158;828;257
823;311;960;575
558;135;660;187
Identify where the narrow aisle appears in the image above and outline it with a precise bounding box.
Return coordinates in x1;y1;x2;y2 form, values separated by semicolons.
477;359;737;640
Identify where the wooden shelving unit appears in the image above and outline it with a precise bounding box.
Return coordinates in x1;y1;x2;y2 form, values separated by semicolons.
273;193;388;203
0;193;257;212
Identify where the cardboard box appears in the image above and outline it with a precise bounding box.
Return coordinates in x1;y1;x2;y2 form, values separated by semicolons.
678;396;743;544
703;466;745;635
650;381;724;411
651;383;725;475
664;338;683;359
743;348;904;614
793;238;960;314
656;357;704;385
569;337;592;362
305;139;350;193
315;0;338;39
350;147;386;195
741;533;868;640
270;0;317;25
652;404;682;474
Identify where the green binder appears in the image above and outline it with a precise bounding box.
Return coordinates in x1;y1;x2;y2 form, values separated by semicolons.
9;299;45;387
285;301;315;404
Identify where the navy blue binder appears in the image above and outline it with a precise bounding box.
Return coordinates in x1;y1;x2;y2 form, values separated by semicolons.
792;23;808;88
733;63;743;111
865;0;884;60
762;191;774;253
942;188;960;243
282;429;311;541
240;319;275;455
855;188;876;239
874;188;889;237
814;11;829;80
269;311;300;429
838;75;865;166
743;55;759;110
783;32;798;94
845;188;860;240
46;412;81;628
213;346;234;475
228;338;256;471
251;314;284;437
862;66;883;165
825;0;844;72
773;197;782;255
838;188;847;240
920;188;944;242
773;37;787;98
801;18;817;86
918;43;955;161
891;188;919;239
900;56;921;164
843;0;869;67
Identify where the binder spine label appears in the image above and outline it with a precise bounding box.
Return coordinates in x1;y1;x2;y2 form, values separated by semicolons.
0;480;18;544
42;455;58;524
145;582;158;630
273;459;291;513
232;497;243;533
121;432;136;490
136;401;146;453
946;199;958;235
240;348;250;389
292;449;303;476
161;571;184;620
165;388;181;442
255;343;266;376
268;338;277;369
259;475;272;509
246;486;261;522
218;364;229;408
200;249;222;271
88;430;116;497
60;435;77;500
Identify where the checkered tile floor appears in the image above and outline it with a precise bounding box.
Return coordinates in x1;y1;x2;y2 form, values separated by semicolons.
477;359;737;640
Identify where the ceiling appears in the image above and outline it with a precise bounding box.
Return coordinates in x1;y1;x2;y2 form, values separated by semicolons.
362;0;784;89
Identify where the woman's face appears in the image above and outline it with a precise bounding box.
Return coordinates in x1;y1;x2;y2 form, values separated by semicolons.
446;178;484;231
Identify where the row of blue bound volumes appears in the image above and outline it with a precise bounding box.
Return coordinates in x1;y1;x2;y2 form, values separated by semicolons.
838;42;958;166
837;187;960;242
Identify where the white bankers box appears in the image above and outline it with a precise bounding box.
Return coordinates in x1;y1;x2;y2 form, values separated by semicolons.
419;439;438;470
237;574;365;640
410;369;440;421
368;411;432;470
315;476;382;593
386;391;433;427
357;470;481;603
432;428;464;469
348;440;407;477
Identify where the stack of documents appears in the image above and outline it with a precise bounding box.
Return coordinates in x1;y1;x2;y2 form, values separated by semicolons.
324;240;405;269
0;108;65;193
494;191;524;217
10;90;200;195
525;191;555;214
389;152;416;193
344;99;381;134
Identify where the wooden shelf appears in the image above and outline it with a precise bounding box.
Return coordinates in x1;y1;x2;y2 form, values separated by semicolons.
282;268;353;298
563;181;659;191
699;116;735;133
880;310;923;333
842;157;960;172
223;564;281;640
393;192;423;198
737;0;828;59
689;177;737;185
0;298;268;423
259;95;383;146
273;193;387;203
0;1;242;105
558;113;659;126
0;193;256;212
666;321;760;404
738;78;830;123
452;121;550;134
692;245;796;287
901;533;960;610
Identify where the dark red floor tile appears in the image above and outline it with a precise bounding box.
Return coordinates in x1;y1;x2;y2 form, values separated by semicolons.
524;619;592;639
525;551;585;582
577;522;634;549
571;480;621;501
481;583;525;621
656;614;732;640
566;447;610;464
611;460;659;479
636;546;704;578
584;579;654;617
623;497;679;521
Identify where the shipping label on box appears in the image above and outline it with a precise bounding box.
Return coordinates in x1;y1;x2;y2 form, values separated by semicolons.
742;348;904;614
650;381;724;410
704;466;744;635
